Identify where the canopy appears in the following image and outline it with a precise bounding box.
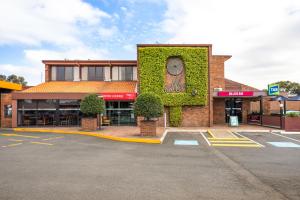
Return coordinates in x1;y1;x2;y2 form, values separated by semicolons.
269;95;288;101
287;95;300;101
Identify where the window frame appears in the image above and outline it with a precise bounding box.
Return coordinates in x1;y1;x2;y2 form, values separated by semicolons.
56;66;74;81
88;66;104;81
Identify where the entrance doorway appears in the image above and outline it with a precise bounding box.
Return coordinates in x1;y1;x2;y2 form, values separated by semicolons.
225;98;243;123
105;101;136;126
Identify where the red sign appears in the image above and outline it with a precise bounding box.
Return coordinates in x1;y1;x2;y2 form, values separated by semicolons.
218;91;254;97
100;93;137;101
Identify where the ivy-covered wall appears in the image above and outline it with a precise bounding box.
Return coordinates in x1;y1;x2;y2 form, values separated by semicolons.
138;46;209;126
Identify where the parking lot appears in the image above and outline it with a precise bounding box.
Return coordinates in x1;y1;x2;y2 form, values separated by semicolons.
0;130;300;200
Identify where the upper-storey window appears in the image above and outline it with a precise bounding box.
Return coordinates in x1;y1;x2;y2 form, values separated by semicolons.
88;67;104;81
113;66;134;81
56;66;74;81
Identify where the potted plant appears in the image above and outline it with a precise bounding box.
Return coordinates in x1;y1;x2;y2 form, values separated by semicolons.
284;112;300;132
134;93;163;136
80;94;105;131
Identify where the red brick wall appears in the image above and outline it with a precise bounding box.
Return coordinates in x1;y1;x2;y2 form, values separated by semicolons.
213;98;225;124
242;99;251;123
181;106;209;127
1;93;12;128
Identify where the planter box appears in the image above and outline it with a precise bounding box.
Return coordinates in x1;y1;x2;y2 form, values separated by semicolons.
140;120;156;136
81;118;98;131
284;117;300;132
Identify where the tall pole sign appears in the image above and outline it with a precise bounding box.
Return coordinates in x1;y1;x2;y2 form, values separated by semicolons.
268;84;280;96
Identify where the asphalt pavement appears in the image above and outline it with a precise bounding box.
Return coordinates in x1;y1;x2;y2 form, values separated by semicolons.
0;130;299;200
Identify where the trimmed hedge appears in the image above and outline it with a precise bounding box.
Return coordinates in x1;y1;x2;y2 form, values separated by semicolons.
134;93;164;121
138;47;208;126
169;106;182;127
80;94;105;118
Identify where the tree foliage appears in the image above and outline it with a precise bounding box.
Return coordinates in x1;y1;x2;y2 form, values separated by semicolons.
0;74;27;86
80;94;105;118
272;81;300;95
134;93;164;121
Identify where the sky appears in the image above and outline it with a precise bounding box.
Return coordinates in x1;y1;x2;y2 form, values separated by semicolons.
0;0;299;89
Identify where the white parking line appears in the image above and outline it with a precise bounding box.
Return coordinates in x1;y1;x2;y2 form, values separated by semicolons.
200;132;211;146
234;132;265;147
269;132;300;144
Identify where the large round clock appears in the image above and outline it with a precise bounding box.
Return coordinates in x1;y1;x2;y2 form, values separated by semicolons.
166;57;184;76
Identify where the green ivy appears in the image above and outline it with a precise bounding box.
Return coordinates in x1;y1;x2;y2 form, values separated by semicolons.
169;106;182;127
138;47;208;126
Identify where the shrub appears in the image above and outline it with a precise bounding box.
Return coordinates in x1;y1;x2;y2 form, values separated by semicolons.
80;94;105;118
286;112;300;117
169;106;182;127
134;93;164;121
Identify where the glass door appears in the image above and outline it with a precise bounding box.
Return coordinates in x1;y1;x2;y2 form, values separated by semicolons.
225;98;243;123
105;101;136;126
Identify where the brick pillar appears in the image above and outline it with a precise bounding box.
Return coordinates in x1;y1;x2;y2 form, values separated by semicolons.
12;100;17;128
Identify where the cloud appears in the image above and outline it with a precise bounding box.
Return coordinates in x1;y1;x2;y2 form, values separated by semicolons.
0;0;116;85
0;64;42;85
0;0;111;46
161;0;300;89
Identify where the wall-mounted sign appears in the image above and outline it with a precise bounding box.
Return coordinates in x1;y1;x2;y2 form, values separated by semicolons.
268;84;280;96
218;91;254;97
100;93;136;101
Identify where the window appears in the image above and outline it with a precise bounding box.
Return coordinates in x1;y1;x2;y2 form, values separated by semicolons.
88;67;104;81
4;105;12;118
118;67;133;81
56;66;74;81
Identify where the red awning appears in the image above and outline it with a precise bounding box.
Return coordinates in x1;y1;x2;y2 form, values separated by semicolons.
100;92;136;101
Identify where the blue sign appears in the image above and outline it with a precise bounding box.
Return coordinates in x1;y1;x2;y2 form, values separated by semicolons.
268;84;280;96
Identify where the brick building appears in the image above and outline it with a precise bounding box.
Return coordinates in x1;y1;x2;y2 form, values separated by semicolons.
1;44;272;128
0;81;22;128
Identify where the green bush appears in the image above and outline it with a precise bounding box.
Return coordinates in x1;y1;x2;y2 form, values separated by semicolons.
80;94;105;118
134;93;164;121
169;106;182;127
138;46;208;126
286;112;300;117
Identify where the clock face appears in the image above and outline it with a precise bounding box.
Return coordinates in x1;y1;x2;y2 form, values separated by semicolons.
166;57;184;76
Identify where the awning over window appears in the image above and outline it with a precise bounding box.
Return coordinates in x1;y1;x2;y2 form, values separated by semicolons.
12;81;137;100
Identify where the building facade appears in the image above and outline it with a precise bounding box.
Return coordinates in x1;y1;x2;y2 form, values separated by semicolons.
2;44;269;128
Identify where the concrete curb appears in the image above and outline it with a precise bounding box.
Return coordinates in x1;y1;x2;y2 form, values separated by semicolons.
12;128;161;144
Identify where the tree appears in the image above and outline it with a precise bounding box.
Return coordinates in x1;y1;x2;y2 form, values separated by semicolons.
134;93;164;121
0;74;27;86
80;94;105;118
271;81;300;95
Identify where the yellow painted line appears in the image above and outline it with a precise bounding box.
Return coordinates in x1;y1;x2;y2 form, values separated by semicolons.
207;129;216;138
13;128;161;144
211;144;262;147
30;142;53;146
207;137;249;141
227;130;238;138
8;139;23;142
209;140;255;144
6;143;23;147
42;136;64;141
233;132;265;147
1;133;40;139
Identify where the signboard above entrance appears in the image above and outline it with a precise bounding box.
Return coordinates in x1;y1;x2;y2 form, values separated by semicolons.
218;91;254;97
100;93;136;101
268;84;280;96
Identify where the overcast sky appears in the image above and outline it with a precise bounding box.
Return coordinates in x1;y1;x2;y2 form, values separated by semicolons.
0;0;299;89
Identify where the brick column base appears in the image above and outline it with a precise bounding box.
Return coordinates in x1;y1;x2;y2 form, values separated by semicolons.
81;118;98;131
140;120;157;136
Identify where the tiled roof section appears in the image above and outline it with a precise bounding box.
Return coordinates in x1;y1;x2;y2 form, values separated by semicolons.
0;80;22;91
21;81;137;93
225;78;260;91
